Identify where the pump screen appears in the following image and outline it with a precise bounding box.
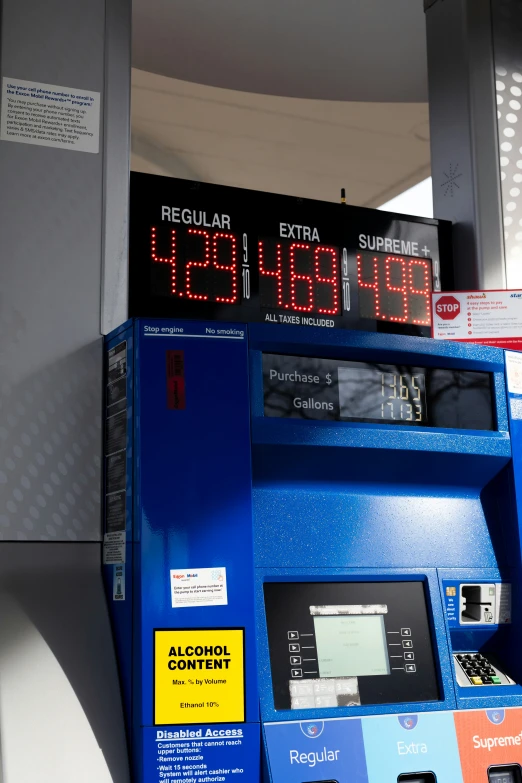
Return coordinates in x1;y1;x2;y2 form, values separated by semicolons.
314;614;390;678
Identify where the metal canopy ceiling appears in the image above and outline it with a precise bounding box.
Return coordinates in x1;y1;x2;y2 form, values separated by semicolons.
132;0;429;102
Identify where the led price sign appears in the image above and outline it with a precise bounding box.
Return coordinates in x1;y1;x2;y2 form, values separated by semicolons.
151;226;241;304
258;238;340;315
130;173;452;337
357;251;432;326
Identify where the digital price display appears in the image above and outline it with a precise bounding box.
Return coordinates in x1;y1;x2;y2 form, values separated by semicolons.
258;238;340;315
151;226;241;304
357;251;432;325
338;367;427;424
130;173;453;337
263;354;495;431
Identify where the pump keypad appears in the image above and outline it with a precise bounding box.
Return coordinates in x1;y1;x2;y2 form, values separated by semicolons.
454;653;510;686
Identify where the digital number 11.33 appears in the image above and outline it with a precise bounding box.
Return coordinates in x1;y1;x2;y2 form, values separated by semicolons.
381;372;424;422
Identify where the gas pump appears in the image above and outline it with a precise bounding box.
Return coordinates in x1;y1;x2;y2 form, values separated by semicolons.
103;173;522;783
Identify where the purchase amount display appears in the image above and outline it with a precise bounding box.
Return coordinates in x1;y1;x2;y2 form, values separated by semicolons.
262;353;495;430
130;173;450;336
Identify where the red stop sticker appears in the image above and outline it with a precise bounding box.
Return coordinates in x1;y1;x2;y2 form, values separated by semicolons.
435;295;461;320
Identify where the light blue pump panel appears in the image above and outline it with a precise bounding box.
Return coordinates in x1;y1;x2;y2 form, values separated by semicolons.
361;711;463;782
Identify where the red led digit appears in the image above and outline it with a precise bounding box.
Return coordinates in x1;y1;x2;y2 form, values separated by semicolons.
314;246;339;315
384;256;408;322
151;226;176;294
408;258;432;325
357;253;381;318
259;240;284;307
289;243;314;312
212;232;239;303
186;229;210;300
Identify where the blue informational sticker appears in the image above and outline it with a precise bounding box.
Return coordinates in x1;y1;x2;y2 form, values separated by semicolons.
142;723;260;783
264;718;368;782
361;711;464;783
442;580;459;626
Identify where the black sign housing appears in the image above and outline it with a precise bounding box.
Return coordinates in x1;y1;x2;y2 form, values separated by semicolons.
129;173;454;337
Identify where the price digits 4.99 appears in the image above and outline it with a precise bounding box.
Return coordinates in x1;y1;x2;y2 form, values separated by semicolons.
357;252;432;326
381;373;425;422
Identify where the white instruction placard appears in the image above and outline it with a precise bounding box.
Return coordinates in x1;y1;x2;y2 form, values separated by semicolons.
170;567;228;608
1;77;100;153
506;351;522;395
103;531;126;565
432;290;522;350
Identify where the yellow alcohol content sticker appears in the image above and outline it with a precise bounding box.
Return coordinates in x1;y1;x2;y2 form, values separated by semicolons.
154;628;245;725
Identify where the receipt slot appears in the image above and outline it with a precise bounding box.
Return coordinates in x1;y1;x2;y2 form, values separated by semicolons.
488;767;522;783
397;775;436;783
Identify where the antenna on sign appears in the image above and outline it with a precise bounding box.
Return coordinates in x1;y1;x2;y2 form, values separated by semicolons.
340;188;346;205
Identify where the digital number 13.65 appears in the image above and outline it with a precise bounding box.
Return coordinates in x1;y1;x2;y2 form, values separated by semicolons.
381;373;423;422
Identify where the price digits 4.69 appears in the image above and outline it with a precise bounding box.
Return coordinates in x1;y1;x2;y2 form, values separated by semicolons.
381;373;425;422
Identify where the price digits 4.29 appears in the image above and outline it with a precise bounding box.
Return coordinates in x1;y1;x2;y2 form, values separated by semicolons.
381;373;424;422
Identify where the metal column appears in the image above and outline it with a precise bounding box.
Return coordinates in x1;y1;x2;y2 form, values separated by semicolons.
426;0;522;290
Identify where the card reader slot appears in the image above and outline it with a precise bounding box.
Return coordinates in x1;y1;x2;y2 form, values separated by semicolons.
488;764;522;782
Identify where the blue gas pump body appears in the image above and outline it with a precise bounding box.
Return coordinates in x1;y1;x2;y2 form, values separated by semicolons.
103;318;522;783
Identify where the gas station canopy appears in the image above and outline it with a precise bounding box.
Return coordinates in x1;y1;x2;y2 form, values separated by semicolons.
132;0;429;102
